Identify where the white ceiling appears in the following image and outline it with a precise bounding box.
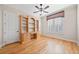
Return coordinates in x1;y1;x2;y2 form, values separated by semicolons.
6;4;72;17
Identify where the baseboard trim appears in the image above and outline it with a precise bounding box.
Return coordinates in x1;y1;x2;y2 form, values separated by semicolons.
2;41;20;48
41;34;77;45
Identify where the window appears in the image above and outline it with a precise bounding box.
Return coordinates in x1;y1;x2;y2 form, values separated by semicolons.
48;17;64;34
47;11;64;34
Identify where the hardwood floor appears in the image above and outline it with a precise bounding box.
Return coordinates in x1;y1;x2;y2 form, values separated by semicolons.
0;35;79;54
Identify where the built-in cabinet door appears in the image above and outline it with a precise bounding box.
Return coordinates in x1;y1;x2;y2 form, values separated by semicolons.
3;10;20;45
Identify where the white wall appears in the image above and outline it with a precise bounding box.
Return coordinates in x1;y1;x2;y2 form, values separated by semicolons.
40;16;48;35
77;5;79;45
0;5;30;48
0;10;2;48
0;5;28;17
40;5;77;43
63;5;77;42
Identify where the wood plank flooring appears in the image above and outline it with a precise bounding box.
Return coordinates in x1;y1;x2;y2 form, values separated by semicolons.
0;35;79;54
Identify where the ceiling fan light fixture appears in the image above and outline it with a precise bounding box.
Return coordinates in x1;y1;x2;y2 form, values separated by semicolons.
40;4;42;6
33;4;49;15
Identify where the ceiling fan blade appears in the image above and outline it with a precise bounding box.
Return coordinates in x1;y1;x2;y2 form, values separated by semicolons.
43;11;49;13
33;11;39;13
44;6;49;9
35;6;40;9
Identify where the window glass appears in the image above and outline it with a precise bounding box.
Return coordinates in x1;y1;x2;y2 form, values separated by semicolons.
48;17;64;34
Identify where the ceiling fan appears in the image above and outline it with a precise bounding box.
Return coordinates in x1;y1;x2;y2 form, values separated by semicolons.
33;4;49;15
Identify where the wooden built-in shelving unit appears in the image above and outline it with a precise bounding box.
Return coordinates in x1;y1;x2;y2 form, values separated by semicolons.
28;18;35;32
20;16;39;44
19;16;28;44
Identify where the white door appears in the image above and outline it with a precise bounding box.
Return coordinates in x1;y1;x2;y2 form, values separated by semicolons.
3;10;20;46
